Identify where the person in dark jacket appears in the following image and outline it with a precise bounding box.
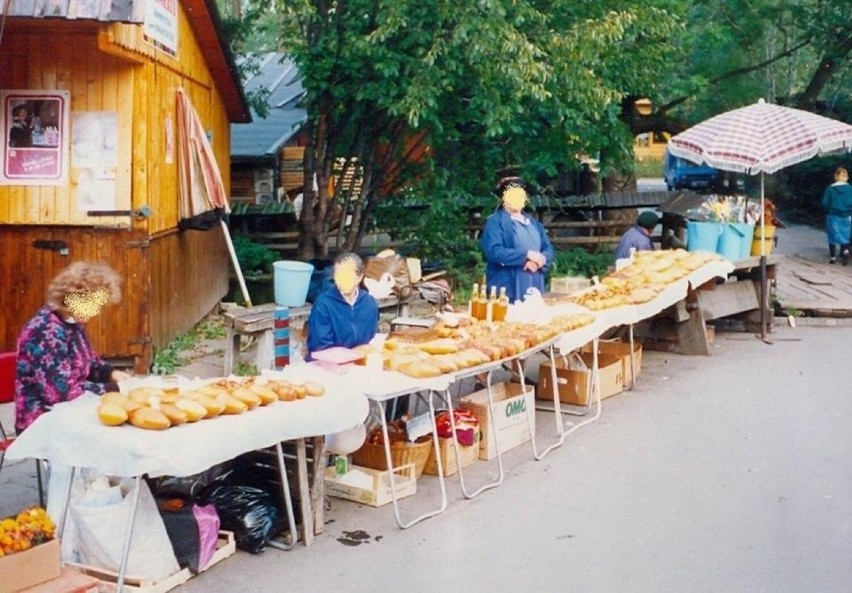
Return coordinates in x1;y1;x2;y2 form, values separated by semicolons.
614;211;660;260
480;177;555;303
305;252;379;359
821;167;852;265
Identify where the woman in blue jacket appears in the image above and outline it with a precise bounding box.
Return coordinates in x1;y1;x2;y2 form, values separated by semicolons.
306;252;379;359
480;177;555;303
821;167;852;265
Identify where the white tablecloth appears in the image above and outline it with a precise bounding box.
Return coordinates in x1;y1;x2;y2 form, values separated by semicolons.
7;366;369;478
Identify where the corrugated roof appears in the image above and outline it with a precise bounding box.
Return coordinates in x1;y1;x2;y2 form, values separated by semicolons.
231;52;307;159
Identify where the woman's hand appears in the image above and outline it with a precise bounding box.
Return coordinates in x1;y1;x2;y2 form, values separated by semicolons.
111;369;132;382
523;260;541;273
526;250;547;267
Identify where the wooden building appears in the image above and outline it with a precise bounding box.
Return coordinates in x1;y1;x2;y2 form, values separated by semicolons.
0;0;251;372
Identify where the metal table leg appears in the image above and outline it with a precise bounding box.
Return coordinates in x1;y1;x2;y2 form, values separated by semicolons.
267;441;300;550
114;476;144;593
627;324;637;391
378;394;447;528
445;368;504;499
531;341;604;460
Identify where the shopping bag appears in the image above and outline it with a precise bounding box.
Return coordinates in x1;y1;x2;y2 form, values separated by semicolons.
70;477;180;582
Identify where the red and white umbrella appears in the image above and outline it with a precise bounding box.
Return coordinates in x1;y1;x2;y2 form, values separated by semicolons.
668;98;852;337
668;98;852;175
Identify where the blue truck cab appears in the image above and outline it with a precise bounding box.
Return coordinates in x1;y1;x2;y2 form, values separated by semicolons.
664;149;721;191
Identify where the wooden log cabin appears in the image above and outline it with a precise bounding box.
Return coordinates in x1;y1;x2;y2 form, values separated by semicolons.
0;0;251;372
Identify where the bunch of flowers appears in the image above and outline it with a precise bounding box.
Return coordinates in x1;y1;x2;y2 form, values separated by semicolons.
0;507;55;557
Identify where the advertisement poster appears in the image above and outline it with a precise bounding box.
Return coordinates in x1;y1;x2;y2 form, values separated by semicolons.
1;90;70;185
71;111;118;211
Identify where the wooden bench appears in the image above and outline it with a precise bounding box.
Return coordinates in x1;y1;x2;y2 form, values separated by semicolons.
221;296;410;375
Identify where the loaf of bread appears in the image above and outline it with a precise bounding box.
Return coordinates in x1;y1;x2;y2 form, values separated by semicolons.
159;403;188;426
98;402;129;426
303;381;325;397
174;398;207;422
128;407;171;430
397;360;443;378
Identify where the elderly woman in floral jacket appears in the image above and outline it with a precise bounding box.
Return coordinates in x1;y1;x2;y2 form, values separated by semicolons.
15;261;129;433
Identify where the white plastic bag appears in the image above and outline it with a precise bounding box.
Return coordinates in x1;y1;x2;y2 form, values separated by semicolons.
68;476;179;581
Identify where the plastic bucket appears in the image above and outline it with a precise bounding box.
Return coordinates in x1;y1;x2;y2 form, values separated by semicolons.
717;222;755;261
686;221;722;252
273;260;315;307
750;224;776;256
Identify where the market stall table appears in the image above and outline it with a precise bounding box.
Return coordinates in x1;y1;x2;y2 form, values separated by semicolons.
346;366;453;529
5;366;369;593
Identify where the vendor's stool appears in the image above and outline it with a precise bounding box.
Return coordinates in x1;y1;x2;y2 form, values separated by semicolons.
0;351;45;506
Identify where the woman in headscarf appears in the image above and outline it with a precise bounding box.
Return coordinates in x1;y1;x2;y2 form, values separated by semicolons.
480;177;555;303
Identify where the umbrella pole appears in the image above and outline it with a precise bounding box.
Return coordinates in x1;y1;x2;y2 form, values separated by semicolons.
221;219;253;308
759;174;767;340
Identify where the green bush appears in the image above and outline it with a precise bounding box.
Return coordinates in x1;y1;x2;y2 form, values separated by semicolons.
232;235;278;276
549;247;613;279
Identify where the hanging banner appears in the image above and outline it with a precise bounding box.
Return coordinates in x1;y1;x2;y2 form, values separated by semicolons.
1;90;70;185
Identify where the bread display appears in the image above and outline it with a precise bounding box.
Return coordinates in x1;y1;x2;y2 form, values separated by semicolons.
569;249;724;310
95;375;328;429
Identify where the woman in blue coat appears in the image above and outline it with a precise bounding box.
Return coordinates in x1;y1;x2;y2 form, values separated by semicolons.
821;167;852;265
480;177;555;303
306;252;379;359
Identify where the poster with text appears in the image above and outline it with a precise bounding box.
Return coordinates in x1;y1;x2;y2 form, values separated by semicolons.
143;0;178;58
1;90;70;185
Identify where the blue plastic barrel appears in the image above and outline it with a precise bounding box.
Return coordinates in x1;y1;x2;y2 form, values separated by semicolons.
273;260;315;307
686;221;722;252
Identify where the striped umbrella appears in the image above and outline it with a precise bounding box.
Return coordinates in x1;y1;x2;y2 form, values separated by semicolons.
668;98;852;175
668;98;852;338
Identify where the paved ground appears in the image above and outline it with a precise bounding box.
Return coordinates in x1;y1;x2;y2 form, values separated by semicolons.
3;221;852;592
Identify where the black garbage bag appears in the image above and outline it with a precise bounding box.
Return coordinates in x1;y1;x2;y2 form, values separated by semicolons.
201;484;278;554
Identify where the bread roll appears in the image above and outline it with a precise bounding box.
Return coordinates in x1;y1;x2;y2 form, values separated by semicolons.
128;386;164;403
159;403;188;426
196;394;226;418
417;338;459;355
248;384;279;406
231;387;262;409
218;394;248;414
174;398;207;422
397;360;443;378
303;381;325;397
98;403;128;426
101;392;143;414
128;407;171;430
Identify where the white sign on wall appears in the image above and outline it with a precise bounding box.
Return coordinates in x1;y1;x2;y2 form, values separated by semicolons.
143;0;178;58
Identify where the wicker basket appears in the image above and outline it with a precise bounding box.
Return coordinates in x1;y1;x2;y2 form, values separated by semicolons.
351;438;432;479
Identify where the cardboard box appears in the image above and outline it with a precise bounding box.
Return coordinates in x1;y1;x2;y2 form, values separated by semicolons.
324;464;416;507
67;532;235;593
0;538;62;593
582;339;643;388
459;382;535;460
537;353;623;406
422;431;480;476
19;569;98;593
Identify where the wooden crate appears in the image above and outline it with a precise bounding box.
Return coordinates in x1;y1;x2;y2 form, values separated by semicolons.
67;531;235;593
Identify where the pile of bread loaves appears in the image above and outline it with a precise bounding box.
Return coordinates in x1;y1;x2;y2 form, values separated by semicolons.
355;313;595;379
570;249;723;310
97;377;325;430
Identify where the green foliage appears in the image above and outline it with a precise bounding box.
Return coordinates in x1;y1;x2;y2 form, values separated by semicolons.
233;360;259;377
550;248;614;279
151;317;226;375
232;235;278;276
